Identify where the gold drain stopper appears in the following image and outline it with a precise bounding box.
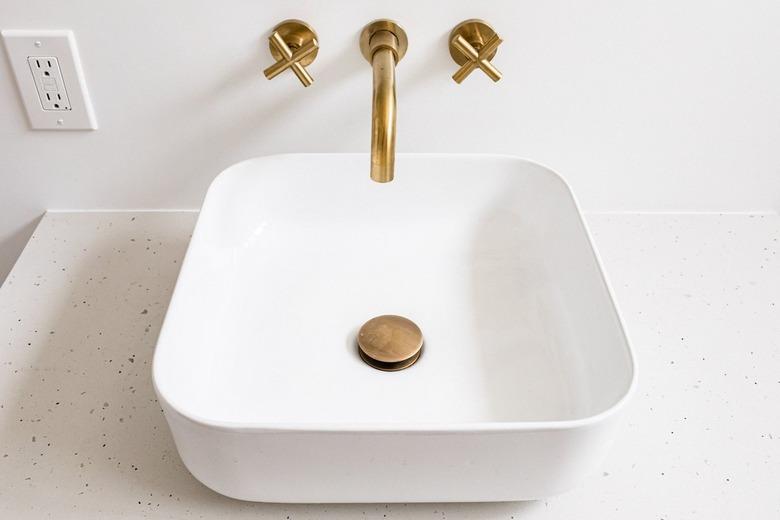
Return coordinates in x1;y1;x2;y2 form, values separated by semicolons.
357;315;424;371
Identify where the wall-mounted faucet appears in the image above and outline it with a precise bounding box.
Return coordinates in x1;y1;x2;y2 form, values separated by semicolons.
359;20;408;183
262;18;502;182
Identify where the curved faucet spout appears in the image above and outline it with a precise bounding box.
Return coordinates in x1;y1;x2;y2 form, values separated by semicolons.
370;41;397;182
360;20;408;183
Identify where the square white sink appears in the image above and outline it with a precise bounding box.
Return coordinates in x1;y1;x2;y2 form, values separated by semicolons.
153;154;635;503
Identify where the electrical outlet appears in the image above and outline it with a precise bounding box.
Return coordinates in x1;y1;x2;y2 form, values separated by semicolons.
2;30;97;130
27;56;71;110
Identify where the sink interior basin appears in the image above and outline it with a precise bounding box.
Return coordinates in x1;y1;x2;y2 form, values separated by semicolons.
154;154;633;429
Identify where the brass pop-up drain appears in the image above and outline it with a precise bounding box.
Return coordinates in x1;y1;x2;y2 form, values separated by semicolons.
357;315;423;371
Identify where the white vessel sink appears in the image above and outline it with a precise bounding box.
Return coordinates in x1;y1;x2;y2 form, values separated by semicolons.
153;154;635;503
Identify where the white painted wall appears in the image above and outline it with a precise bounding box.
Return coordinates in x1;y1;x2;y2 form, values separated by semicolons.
1;0;779;280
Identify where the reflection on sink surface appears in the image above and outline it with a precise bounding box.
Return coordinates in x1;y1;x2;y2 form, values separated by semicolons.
153;153;635;503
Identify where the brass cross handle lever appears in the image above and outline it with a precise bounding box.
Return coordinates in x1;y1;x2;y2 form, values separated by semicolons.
263;20;319;87
448;19;503;84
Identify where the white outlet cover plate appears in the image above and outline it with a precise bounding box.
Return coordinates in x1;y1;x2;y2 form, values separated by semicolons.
2;30;97;130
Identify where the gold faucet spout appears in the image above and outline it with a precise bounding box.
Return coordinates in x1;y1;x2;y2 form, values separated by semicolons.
360;21;408;183
370;37;397;182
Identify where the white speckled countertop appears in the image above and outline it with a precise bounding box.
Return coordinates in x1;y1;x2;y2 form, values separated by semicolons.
0;211;778;519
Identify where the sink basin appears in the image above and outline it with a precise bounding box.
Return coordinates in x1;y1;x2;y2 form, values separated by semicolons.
153;153;635;503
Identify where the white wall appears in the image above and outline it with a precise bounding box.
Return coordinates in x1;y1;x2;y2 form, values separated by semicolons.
2;0;780;280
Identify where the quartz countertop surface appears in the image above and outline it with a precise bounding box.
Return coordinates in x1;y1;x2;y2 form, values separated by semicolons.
0;211;778;519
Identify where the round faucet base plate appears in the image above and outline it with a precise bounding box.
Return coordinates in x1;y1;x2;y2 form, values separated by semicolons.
269;19;319;66
449;19;498;65
359;19;408;63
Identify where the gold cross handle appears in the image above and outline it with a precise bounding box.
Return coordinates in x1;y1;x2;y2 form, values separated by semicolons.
263;20;319;87
448;20;503;84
